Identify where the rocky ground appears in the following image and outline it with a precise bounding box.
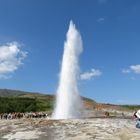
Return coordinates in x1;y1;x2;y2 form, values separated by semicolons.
0;117;140;140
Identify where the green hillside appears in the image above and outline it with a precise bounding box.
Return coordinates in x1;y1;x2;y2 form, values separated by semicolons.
0;89;139;113
0;89;54;113
0;89;96;113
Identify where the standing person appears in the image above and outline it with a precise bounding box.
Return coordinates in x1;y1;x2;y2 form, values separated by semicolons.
134;110;140;128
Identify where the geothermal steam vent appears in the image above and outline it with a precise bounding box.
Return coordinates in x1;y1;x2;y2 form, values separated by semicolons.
52;21;83;119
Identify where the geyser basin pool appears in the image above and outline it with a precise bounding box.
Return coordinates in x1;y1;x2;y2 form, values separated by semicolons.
52;21;83;119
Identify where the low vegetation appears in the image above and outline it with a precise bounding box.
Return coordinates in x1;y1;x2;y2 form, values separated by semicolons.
120;105;140;110
0;97;53;113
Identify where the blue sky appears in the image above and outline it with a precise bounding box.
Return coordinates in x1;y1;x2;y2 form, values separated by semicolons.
0;0;140;104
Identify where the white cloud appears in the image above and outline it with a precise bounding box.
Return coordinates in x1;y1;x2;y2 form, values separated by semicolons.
0;42;27;79
130;77;136;80
97;17;105;22
130;65;140;74
80;69;102;80
122;64;140;74
122;69;131;74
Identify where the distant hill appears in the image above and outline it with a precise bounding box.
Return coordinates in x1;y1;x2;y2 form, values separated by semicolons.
0;89;97;106
0;89;24;97
0;89;97;112
0;89;139;112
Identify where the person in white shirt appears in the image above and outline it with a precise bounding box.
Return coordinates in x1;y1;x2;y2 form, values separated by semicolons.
134;110;140;128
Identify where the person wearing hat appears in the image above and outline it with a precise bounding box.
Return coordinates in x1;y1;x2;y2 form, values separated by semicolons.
134;110;140;128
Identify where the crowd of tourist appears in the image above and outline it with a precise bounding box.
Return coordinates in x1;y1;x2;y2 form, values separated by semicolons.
0;112;49;119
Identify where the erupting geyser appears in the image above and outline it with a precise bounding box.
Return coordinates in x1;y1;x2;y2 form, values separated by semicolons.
52;21;83;119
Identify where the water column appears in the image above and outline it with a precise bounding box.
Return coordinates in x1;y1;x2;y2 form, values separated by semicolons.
52;21;83;119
